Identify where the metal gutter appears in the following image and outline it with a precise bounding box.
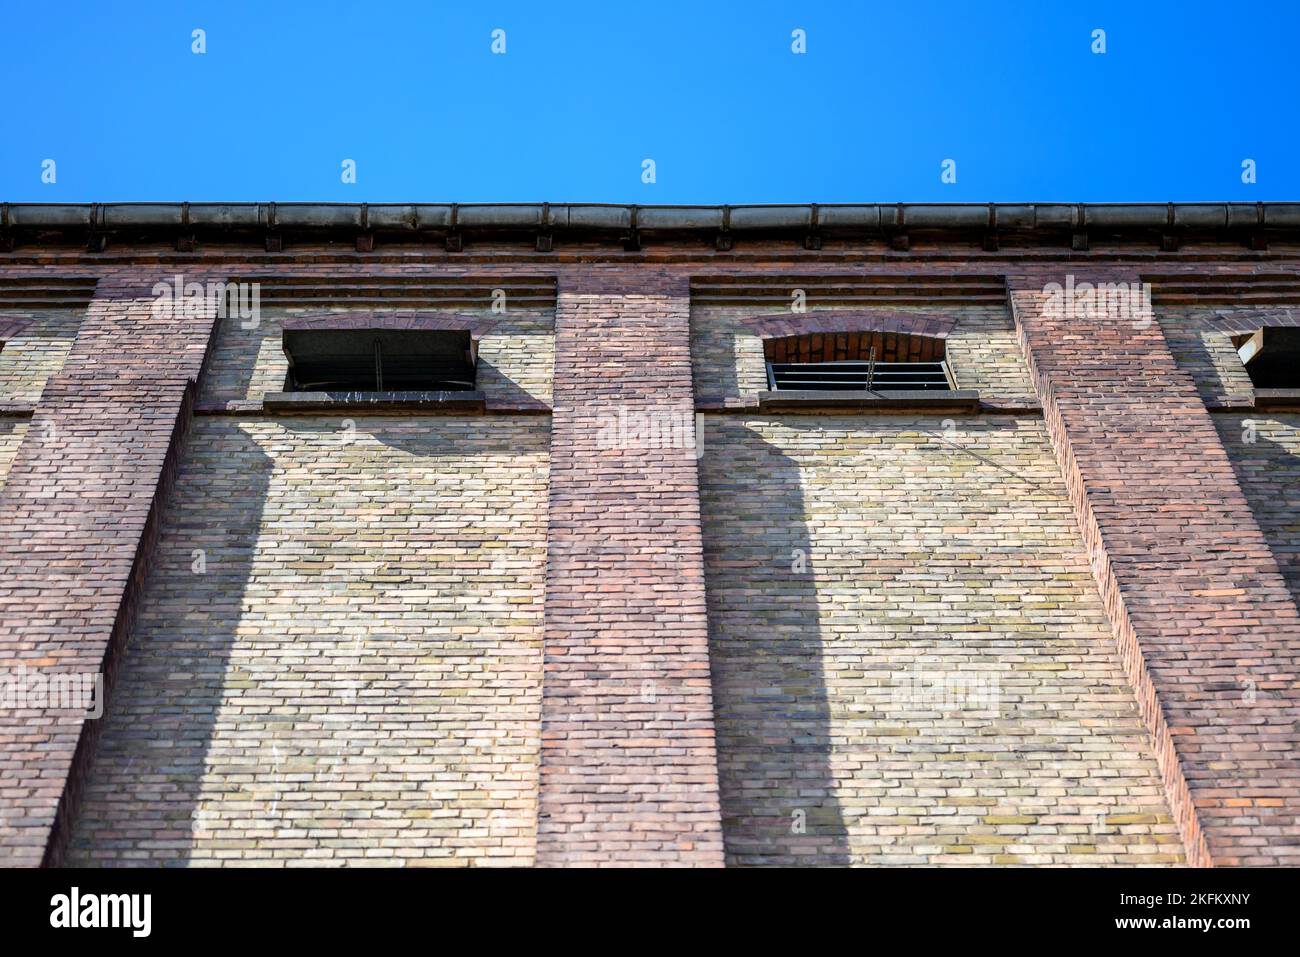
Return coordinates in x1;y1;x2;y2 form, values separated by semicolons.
2;202;1298;248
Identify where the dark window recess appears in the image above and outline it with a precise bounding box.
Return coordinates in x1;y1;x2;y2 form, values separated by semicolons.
282;329;476;392
763;331;954;392
1234;327;1300;389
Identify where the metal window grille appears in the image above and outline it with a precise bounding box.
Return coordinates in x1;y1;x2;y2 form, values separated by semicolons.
766;359;954;392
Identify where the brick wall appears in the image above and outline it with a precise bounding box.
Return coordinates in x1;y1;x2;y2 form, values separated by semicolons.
1;252;1298;869
1010;275;1300;866
701;414;1183;865
200;305;553;410
0;277;218;866
0;308;85;403
67;415;549;866
1216;414;1300;606
0;419;27;489
691;304;1037;405
1158;305;1265;407
536;270;724;866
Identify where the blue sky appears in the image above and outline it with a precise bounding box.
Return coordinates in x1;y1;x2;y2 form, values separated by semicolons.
2;1;1297;202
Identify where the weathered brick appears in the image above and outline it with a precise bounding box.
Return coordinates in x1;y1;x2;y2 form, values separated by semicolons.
536;270;724;867
0;277;219;866
0;247;1297;870
1009;271;1300;867
701;415;1182;866
66;416;548;866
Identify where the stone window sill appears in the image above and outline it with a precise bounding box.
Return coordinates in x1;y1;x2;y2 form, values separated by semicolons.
1252;389;1300;411
757;389;981;412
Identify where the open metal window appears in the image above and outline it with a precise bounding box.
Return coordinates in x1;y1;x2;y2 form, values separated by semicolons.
764;331;955;392
282;328;477;393
1233;327;1300;390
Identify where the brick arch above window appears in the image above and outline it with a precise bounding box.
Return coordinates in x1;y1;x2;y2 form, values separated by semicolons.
755;313;958;393
764;329;946;365
735;310;958;341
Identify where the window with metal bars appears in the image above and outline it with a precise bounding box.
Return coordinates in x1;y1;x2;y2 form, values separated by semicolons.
763;331;955;392
282;328;477;392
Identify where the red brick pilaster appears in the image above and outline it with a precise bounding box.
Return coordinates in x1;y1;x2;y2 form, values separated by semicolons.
0;274;218;866
1009;271;1300;866
537;268;724;866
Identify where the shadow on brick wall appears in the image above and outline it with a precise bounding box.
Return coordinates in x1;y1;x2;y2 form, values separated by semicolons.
67;413;549;866
1173;322;1245;406
701;420;850;865
65;422;274;865
1218;416;1300;609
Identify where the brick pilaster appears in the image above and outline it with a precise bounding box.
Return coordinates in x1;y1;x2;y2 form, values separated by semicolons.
1009;272;1300;866
0;275;218;866
537;269;724;866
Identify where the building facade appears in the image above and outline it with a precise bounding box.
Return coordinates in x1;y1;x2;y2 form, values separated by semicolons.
0;202;1298;867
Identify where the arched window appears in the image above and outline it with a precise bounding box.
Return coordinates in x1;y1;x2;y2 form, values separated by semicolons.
764;330;953;392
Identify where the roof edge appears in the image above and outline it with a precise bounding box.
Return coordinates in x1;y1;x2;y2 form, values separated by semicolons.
2;203;1297;250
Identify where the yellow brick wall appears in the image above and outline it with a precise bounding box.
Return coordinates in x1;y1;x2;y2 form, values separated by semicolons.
690;305;1037;402
0;308;85;402
1157;305;1256;405
68;415;549;866
199;308;554;407
700;415;1184;865
0;418;27;491
1216;413;1300;602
